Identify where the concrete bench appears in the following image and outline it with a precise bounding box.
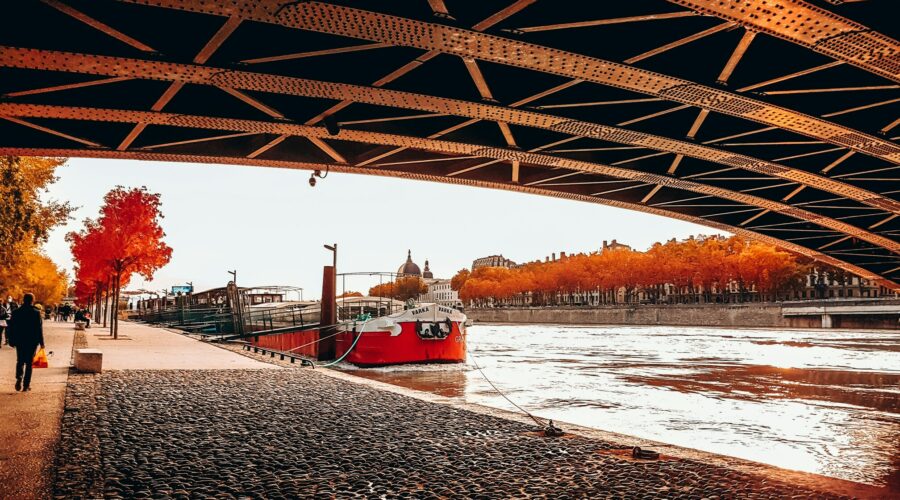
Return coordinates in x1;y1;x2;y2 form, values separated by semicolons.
74;348;102;373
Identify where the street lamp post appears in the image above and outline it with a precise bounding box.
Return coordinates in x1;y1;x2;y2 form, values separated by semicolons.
186;281;194;308
226;270;242;335
323;244;337;273
324;243;337;321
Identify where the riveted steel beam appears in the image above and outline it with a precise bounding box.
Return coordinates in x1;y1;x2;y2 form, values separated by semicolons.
117;15;240;150
241;43;388;65
3;76;132;98
624;22;736;64
42;0;155;52
667;0;900;83
1;145;894;290
113;1;900;165
2;46;896;216
0;114;101;147
1;101;897;255
513;11;698;33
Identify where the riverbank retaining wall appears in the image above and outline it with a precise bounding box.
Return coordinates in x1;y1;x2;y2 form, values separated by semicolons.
467;304;898;329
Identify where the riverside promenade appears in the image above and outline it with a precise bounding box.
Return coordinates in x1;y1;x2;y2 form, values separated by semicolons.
0;317;74;499
2;320;892;498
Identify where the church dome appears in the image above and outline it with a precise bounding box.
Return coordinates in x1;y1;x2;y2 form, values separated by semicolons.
423;259;433;279
397;250;422;277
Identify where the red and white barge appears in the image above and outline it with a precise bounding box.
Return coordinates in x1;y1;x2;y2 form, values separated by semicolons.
334;303;467;367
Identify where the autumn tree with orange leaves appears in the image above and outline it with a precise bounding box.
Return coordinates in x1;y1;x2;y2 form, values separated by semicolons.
453;235;816;307
450;269;470;291
68;187;172;339
0;157;72;305
369;276;427;301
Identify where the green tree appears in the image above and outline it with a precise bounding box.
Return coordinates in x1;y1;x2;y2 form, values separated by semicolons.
0;156;72;301
0;156;71;268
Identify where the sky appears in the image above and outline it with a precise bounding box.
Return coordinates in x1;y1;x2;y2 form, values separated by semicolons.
42;158;727;298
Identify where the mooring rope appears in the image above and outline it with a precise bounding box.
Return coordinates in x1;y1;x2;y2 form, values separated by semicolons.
468;346;548;428
317;317;372;368
284;329;343;353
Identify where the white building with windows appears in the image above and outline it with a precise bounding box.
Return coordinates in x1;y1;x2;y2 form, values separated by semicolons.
419;278;461;308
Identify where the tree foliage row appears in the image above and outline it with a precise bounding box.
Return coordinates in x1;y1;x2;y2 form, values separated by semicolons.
369;276;428;301
0;157;71;305
451;235;837;306
68;186;172;338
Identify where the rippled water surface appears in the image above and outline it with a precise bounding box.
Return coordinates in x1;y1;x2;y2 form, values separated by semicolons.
343;324;900;487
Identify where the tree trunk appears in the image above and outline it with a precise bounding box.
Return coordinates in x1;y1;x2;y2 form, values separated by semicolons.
112;272;121;339
95;287;102;322
103;278;110;330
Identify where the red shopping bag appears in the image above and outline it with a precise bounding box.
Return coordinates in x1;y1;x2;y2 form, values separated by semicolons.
32;348;48;368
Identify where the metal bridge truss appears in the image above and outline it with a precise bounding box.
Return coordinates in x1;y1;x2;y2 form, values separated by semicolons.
1;0;898;288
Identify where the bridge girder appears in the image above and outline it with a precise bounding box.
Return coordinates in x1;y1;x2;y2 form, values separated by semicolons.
1;0;898;289
1;101;897;256
1;146;892;289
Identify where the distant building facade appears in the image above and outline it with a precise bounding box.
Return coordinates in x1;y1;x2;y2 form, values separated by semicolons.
601;239;631;252
397;250;422;277
472;255;517;270
387;251;462;307
800;271;887;299
419;278;461;308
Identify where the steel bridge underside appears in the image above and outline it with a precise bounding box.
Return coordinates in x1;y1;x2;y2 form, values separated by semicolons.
1;0;898;288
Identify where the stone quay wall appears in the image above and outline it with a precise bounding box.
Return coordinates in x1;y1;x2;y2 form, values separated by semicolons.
467;303;897;329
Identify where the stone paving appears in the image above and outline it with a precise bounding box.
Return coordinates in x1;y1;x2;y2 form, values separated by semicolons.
0;319;74;500
82;321;275;370
54;366;854;499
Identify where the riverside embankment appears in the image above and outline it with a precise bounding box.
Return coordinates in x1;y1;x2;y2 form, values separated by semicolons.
45;321;894;498
346;324;899;488
467;300;900;329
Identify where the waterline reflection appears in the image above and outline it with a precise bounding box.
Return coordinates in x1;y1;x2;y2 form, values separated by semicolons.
342;324;900;488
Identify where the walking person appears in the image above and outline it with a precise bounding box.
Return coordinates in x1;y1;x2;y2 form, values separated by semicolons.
3;296;17;345
8;293;45;392
0;299;9;348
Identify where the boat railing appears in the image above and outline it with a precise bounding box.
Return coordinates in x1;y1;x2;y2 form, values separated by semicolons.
242;302;317;334
334;271;411;322
136;303;236;333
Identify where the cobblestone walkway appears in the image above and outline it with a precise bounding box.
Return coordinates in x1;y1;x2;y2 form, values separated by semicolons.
53;368;852;499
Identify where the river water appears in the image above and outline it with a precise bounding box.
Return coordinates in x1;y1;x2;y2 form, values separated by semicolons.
341;324;900;488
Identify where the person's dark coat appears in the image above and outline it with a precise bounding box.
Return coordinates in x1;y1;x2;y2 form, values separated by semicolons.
8;304;44;349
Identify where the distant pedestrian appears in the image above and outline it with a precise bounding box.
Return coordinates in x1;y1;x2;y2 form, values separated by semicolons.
0;299;10;348
8;293;45;392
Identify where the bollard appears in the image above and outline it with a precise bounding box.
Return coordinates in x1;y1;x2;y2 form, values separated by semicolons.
290;357;295;364
280;354;285;360
74;349;103;373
